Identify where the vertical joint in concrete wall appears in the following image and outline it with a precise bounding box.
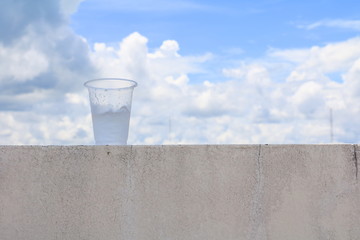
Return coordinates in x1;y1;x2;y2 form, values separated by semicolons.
248;144;266;240
353;145;358;180
257;144;262;167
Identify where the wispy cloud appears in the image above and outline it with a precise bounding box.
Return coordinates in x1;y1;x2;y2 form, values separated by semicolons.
301;19;360;31
83;0;214;12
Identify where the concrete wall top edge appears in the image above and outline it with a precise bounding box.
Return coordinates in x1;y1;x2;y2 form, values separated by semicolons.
0;143;358;148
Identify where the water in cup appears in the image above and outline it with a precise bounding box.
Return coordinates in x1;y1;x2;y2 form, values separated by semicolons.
92;107;130;145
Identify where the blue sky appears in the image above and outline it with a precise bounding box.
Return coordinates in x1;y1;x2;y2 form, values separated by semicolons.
1;0;360;144
71;0;360;57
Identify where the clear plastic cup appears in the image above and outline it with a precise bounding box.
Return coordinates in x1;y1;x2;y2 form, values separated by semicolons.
84;78;137;145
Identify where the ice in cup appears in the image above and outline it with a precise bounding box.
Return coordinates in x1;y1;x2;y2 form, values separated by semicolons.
84;78;137;145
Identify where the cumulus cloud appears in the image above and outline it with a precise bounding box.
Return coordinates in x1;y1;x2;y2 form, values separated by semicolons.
0;0;95;144
0;41;49;82
0;0;62;45
269;37;360;80
90;32;220;144
0;0;95;104
88;31;360;144
3;27;360;144
220;37;360;143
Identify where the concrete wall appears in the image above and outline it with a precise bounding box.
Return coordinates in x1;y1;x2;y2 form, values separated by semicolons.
0;145;359;240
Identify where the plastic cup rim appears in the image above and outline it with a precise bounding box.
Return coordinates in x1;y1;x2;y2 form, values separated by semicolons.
84;78;138;90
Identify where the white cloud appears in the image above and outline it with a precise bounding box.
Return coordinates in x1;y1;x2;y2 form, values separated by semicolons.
270;37;360;74
3;26;360;144
303;19;360;31
5;30;360;144
343;58;360;98
148;40;180;58
0;0;96;144
221;37;360;143
0;110;92;145
134;33;360;143
91;32;149;83
60;0;85;15
223;63;271;86
290;81;325;117
0;41;49;82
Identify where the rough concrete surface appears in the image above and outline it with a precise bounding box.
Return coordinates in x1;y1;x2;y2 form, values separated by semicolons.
0;145;359;240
